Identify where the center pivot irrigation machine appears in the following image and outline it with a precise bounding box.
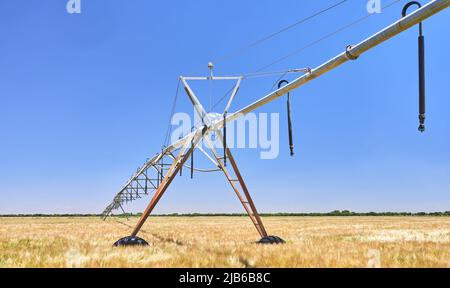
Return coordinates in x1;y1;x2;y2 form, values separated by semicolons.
102;1;450;246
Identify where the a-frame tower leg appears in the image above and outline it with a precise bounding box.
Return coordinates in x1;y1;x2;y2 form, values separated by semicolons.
113;132;201;246
221;147;268;238
203;136;284;244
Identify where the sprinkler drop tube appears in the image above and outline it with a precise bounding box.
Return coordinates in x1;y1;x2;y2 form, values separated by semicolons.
190;138;194;179
223;113;227;166
418;33;426;132
287;92;294;156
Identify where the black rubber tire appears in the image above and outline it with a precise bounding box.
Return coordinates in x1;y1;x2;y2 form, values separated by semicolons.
113;236;149;247
257;235;285;244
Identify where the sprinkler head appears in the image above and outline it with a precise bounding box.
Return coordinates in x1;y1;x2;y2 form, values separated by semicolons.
418;124;425;133
418;114;425;132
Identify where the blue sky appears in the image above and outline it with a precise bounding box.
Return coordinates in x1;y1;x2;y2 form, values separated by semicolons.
1;0;449;214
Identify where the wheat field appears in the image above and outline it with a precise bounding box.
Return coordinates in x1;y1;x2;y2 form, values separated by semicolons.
0;216;449;268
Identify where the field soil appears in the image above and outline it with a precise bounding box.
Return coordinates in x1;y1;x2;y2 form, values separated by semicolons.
0;216;449;267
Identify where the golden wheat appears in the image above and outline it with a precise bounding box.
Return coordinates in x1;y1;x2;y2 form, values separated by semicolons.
0;216;449;268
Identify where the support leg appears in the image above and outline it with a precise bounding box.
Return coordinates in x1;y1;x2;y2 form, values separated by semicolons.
225;149;284;244
113;135;198;247
203;135;284;244
223;148;267;237
131;145;192;237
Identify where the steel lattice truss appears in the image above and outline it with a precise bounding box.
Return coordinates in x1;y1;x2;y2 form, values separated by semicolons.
101;147;182;219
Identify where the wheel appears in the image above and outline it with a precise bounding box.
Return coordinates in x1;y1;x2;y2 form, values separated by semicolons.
257;235;285;244
113;236;149;247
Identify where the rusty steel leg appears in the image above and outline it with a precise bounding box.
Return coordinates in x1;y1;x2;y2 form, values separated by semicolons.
219;159;266;237
224;148;268;237
201;135;268;238
130;142;194;237
222;148;284;244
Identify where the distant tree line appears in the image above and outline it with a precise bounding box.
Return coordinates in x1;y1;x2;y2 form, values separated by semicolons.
1;210;450;217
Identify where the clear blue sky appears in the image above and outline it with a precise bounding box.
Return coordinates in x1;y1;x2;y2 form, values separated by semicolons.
1;0;449;214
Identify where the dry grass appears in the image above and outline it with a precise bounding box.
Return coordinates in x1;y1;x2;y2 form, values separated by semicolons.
0;216;449;268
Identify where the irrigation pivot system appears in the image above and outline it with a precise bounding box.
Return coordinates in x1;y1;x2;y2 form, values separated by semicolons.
102;0;450;246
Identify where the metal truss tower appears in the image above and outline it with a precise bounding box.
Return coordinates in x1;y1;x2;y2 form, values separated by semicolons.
102;0;450;246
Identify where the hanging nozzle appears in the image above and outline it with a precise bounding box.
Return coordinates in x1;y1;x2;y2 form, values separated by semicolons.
402;1;426;133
